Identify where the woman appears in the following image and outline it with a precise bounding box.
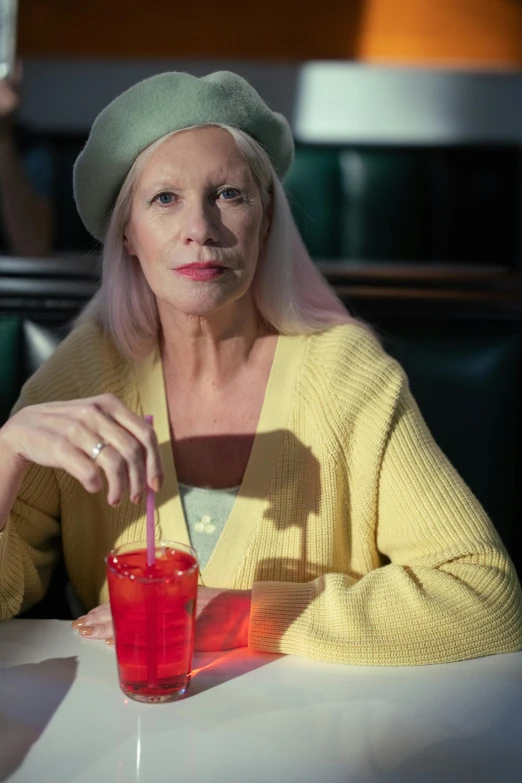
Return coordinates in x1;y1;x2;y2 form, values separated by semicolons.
0;71;521;664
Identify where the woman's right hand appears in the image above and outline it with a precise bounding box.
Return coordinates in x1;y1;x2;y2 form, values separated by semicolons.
0;394;164;506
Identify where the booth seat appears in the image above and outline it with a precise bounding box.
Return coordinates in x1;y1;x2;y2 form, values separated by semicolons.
0;318;66;423
1;292;521;618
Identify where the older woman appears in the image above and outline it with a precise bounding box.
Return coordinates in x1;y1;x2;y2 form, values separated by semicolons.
0;71;521;664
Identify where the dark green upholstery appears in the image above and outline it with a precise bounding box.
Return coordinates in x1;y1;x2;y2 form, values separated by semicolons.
283;147;342;259
284;143;521;265
338;149;438;261
50;134;99;253
0;318;23;424
0;318;64;423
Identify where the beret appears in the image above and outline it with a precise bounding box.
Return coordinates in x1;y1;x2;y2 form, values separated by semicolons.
73;70;294;241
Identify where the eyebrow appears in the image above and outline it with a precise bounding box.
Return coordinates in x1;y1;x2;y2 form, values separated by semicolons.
142;180;186;192
142;166;253;193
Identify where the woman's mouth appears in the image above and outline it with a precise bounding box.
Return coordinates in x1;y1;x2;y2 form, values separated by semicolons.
174;263;227;281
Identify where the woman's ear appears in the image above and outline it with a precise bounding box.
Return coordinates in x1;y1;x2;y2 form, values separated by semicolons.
261;197;273;245
123;234;136;256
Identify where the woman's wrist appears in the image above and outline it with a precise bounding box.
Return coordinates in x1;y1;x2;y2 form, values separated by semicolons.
0;420;31;474
0;423;30;533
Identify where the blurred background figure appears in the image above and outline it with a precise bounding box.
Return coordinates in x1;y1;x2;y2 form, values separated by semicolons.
0;63;53;256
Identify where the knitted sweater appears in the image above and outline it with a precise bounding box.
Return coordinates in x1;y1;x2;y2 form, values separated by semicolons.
1;321;521;666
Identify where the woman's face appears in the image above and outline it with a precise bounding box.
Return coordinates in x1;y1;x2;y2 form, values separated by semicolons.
124;126;270;320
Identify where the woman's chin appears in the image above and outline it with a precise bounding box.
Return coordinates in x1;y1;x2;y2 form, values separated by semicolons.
158;291;247;321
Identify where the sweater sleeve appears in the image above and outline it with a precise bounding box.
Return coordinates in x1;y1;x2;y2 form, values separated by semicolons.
0;464;61;619
0;365;65;619
249;374;522;665
0;321;130;619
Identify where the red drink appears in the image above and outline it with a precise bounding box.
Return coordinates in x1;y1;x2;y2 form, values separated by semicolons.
106;541;198;703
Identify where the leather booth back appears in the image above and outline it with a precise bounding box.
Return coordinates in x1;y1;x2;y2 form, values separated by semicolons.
0;319;65;422
284;144;521;266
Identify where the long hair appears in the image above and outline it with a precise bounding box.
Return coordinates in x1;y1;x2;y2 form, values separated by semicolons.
76;124;375;358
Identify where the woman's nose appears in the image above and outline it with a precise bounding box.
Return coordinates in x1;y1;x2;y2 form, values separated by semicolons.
180;199;219;246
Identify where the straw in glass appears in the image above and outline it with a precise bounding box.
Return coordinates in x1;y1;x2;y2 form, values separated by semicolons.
144;414;158;689
144;415;156;568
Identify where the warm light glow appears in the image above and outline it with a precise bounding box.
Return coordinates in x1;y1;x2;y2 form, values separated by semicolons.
191;655;228;677
356;0;522;67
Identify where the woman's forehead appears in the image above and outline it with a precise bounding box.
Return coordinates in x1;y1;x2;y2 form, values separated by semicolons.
141;127;250;184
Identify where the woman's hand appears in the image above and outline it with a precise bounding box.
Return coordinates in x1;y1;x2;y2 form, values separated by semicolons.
1;394;164;506
72;602;114;644
72;587;252;650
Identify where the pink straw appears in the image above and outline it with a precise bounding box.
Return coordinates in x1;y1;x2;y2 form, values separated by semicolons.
144;414;158;688
144;415;156;569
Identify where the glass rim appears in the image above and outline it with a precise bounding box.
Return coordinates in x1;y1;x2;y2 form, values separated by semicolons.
105;539;199;582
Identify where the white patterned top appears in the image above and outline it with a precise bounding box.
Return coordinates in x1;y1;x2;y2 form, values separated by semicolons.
178;482;240;571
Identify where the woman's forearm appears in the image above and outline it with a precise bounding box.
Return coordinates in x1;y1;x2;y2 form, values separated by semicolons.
0;426;29;532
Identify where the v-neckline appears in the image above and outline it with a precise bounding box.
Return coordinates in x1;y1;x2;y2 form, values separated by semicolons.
134;332;308;587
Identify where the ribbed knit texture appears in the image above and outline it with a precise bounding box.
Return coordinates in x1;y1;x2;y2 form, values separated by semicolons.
1;320;521;666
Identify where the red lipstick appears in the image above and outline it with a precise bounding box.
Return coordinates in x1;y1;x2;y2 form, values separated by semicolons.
174;262;226;281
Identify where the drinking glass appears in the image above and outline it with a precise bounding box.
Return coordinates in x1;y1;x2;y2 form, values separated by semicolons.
106;540;198;703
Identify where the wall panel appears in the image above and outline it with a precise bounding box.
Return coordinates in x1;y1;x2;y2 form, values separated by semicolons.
17;0;363;60
358;0;522;66
17;0;522;65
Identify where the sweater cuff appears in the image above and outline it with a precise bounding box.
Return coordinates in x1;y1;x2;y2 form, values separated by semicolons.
0;517;21;620
0;518;9;571
248;579;316;653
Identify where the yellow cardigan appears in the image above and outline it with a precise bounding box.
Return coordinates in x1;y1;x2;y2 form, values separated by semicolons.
1;321;521;666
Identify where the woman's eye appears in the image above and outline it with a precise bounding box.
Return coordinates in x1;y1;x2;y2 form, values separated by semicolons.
155;192;174;205
219;189;240;201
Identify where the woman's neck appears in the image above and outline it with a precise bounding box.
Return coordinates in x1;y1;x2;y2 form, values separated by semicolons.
158;296;273;387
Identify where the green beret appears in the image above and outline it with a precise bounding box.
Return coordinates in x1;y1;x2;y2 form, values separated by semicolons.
73;70;294;241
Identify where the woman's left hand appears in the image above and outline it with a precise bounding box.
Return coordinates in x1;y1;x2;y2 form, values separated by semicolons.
71;586;252;651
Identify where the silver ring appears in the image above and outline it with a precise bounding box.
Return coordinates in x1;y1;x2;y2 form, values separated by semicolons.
91;441;107;461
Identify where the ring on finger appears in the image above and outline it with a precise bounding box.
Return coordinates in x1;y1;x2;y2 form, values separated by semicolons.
91;441;107;461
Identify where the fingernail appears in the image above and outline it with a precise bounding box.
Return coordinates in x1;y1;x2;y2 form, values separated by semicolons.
105;638;115;647
79;626;94;637
72;616;87;628
110;498;121;508
132;493;142;505
151;476;162;493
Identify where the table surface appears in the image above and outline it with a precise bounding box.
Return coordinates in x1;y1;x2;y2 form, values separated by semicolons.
1;621;521;783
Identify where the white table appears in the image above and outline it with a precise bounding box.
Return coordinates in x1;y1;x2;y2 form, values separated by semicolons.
0;621;521;783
